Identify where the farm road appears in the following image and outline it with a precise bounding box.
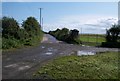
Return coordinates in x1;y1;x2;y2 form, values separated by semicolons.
2;34;119;79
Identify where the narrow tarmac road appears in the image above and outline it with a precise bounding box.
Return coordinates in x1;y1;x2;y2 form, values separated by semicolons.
2;34;119;79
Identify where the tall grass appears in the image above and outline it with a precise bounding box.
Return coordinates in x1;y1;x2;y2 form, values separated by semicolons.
2;32;44;49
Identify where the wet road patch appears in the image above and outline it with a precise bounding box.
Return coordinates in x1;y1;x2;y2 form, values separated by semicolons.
45;52;53;55
18;65;31;71
76;51;95;56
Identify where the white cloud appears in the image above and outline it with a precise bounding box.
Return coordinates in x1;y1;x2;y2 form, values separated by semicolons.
43;15;118;34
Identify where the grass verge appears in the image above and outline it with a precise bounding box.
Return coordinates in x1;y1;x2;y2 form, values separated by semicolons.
34;52;119;79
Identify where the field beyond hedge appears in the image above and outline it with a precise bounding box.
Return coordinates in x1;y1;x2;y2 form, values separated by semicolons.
79;34;105;46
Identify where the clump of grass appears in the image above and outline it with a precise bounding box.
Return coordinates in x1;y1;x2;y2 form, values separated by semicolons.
2;32;43;50
34;52;118;79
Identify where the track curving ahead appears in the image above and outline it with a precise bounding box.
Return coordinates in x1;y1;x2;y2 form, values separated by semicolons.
2;34;119;79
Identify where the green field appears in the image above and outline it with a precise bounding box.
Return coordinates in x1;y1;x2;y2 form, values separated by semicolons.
34;52;119;79
79;34;106;46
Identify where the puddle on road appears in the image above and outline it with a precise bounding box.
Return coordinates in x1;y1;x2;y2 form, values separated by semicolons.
41;46;45;49
76;51;96;56
45;52;53;55
47;47;57;52
18;65;31;71
48;48;53;52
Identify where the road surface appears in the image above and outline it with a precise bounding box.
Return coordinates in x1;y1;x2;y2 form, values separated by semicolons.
2;34;119;79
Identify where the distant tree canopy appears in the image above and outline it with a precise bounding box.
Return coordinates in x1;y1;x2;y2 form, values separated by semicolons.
106;24;120;42
49;28;80;44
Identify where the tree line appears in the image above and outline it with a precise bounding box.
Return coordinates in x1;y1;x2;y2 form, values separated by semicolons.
2;16;43;49
49;28;81;44
48;24;120;48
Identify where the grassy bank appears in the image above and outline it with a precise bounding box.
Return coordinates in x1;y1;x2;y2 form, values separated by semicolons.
2;31;44;50
79;34;105;46
34;52;118;79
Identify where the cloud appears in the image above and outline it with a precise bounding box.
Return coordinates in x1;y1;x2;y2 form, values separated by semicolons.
43;15;118;34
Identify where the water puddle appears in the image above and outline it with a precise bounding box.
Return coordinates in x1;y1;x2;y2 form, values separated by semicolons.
77;51;95;56
45;52;53;55
48;48;53;51
41;46;45;49
18;65;30;71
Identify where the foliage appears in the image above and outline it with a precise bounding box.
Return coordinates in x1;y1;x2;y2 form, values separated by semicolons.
2;37;23;49
2;17;20;39
22;17;41;37
2;16;43;49
101;24;120;48
34;52;118;79
106;24;120;42
66;29;79;44
49;28;80;44
101;42;120;48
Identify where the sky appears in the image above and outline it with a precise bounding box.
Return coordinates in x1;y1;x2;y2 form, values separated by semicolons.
2;2;118;34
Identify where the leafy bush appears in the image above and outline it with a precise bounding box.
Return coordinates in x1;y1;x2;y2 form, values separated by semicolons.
22;17;41;37
102;24;120;48
106;24;120;42
2;17;20;39
2;16;43;49
2;37;23;49
49;28;79;44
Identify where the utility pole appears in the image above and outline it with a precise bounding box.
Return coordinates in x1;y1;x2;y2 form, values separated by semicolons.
39;8;43;29
42;17;43;30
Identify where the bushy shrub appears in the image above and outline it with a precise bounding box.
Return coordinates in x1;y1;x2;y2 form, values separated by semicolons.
106;24;120;42
102;24;120;48
49;28;79;44
2;16;43;49
2;17;20;39
2;37;23;49
22;17;41;37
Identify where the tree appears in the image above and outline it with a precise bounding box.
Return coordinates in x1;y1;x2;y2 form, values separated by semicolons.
2;17;20;39
57;28;69;40
106;24;120;42
22;17;41;37
69;29;79;39
106;29;111;42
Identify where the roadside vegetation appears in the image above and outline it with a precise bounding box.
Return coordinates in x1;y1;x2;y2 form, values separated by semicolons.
101;24;120;48
34;52;118;79
48;28;106;46
49;28;81;44
2;17;43;49
48;24;120;48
